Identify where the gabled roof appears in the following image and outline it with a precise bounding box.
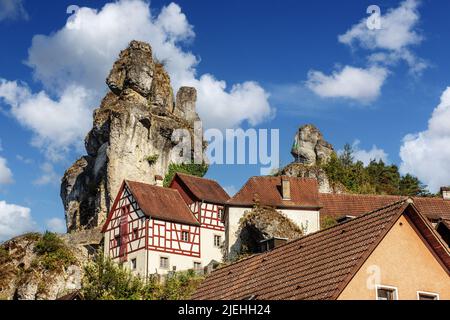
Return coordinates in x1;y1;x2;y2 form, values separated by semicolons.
192;200;450;300
319;193;450;222
171;173;230;204
126;180;200;226
319;193;403;217
101;180;200;232
227;176;320;208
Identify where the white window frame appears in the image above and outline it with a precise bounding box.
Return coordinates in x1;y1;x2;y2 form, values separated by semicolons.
160;256;169;269
417;291;439;300
375;284;398;300
214;234;222;248
193;261;202;270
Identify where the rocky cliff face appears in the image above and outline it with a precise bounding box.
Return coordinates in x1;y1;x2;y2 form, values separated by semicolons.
0;231;101;300
279;124;344;193
61;41;201;232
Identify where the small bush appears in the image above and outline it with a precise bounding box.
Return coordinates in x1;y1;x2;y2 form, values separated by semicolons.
163;162;209;187
145;154;159;166
321;216;338;229
33;232;76;271
82;253;204;300
159;269;204;300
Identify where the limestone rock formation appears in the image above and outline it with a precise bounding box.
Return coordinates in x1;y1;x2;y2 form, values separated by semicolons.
234;206;304;256
61;40;202;232
0;231;101;300
291;124;334;165
279;124;345;193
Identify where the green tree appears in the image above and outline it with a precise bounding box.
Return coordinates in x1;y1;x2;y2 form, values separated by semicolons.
163;162;209;187
339;143;354;167
399;174;428;196
82;253;204;300
322;143;429;196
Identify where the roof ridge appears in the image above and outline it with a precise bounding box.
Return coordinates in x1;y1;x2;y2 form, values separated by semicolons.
176;172;220;183
319;192;402;198
126;179;179;192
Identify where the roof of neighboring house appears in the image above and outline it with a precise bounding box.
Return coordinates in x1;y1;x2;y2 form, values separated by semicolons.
319;193;403;217
319;193;450;222
171;173;230;204
57;290;84;300
227;176;320;208
125;180;200;226
192;200;450;300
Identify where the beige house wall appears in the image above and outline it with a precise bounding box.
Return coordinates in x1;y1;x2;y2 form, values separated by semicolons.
338;215;450;300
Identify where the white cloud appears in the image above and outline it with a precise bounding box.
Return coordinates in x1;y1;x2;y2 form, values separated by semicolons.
306;66;388;104
338;0;426;75
33;162;60;186
0;201;36;241
16;154;33;164
0;79;94;160
350;140;388;166
21;0;272;137
400;87;450;192
0;157;13;184
0;0;28;22
46;217;66;234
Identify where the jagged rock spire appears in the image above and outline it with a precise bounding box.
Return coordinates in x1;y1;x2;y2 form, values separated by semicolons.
61;40;202;233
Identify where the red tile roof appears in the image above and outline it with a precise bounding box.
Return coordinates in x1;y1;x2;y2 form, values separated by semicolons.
126;180;200;226
227;176;320;208
319;193;402;217
319;193;450;222
171;173;230;204
192;200;450;300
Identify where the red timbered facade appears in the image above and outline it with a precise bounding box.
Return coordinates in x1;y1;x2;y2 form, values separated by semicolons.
102;180;201;276
190;202;225;231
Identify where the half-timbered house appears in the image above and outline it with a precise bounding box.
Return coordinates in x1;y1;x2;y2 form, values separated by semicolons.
102;180;202;276
169;173;230;265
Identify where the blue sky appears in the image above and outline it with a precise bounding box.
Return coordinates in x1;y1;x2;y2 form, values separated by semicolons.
1;0;450;240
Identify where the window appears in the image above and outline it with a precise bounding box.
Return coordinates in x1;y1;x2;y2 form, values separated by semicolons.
115;235;121;247
218;208;224;220
214;235;221;247
376;285;398;300
417;291;439;300
131;258;137;270
160;257;169;269
181;231;190;242
133;228;139;240
194;262;202;270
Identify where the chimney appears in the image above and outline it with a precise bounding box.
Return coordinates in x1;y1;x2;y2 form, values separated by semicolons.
260;237;288;253
281;176;291;200
155;175;164;187
441;187;450;200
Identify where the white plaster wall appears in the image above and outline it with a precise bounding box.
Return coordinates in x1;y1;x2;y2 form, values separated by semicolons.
146;251;202;275
120;250;148;277
200;227;224;265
